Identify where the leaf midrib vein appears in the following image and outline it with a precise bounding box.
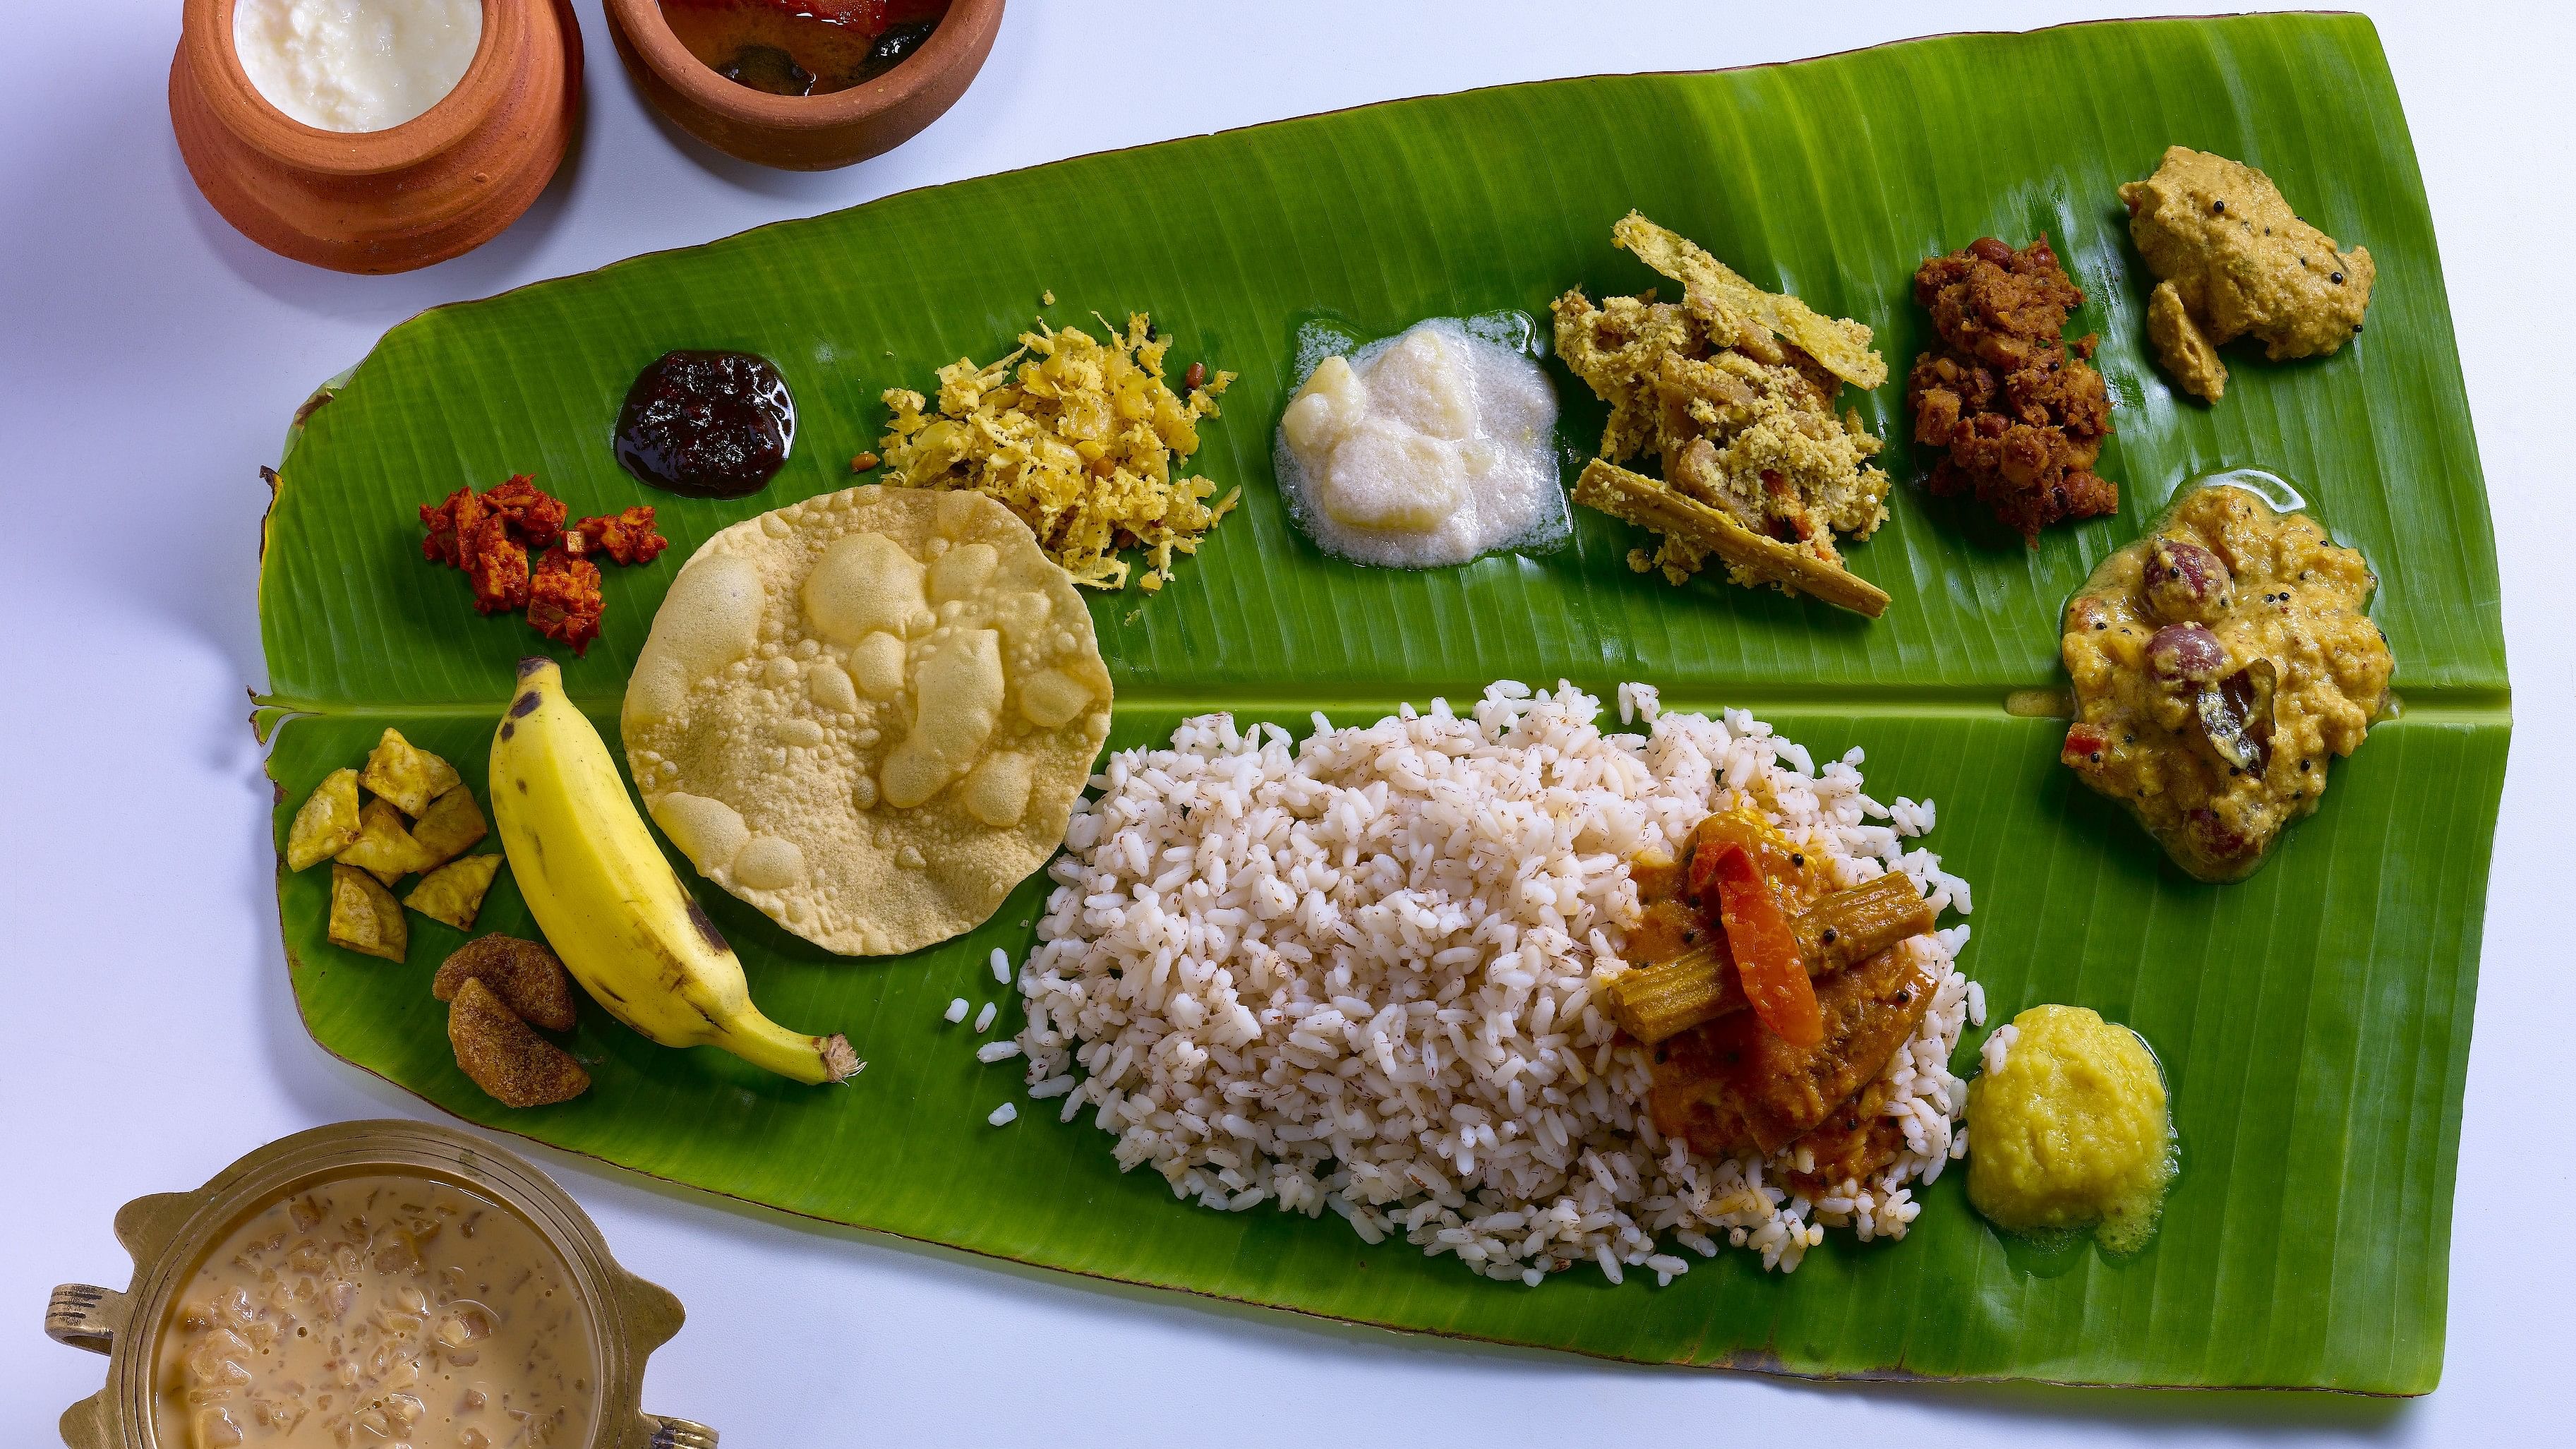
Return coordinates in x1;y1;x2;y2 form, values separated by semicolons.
250;683;2515;726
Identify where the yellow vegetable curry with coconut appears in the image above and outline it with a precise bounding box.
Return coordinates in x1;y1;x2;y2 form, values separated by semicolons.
2059;482;2390;881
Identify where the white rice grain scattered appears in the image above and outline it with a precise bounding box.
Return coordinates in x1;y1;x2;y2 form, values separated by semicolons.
1617;682;1662;724
943;997;968;1024
977;1040;1023;1064
991;947;1011;985
988;1102;1019;1126
974;1002;998;1033
1982;1021;2019;1077
1013;681;1978;1282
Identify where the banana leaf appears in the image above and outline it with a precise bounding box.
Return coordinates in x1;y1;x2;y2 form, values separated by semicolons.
257;13;2502;1391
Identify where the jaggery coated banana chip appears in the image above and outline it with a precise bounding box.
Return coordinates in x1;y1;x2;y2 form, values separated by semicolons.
446;977;589;1108
433;933;577;1031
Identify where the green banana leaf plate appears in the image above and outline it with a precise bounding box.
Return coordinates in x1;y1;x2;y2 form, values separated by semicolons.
258;12;2503;1393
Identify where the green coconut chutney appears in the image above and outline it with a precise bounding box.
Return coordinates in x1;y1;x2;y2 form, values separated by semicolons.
1967;1005;2174;1254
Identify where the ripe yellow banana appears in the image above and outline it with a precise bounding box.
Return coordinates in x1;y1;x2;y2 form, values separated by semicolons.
490;657;858;1085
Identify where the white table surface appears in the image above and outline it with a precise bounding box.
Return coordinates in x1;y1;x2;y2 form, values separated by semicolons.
7;1;2571;1441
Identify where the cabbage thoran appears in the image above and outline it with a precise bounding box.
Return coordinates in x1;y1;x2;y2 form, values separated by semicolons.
879;314;1236;591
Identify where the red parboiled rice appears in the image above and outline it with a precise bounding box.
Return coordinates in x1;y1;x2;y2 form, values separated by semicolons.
1015;682;1980;1281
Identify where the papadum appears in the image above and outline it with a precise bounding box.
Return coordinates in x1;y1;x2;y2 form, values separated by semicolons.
621;486;1113;956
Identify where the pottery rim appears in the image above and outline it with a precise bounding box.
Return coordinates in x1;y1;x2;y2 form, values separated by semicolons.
184;0;507;177
607;0;1002;140
45;1119;709;1449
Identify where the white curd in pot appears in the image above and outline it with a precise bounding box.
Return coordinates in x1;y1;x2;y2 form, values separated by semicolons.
232;0;484;133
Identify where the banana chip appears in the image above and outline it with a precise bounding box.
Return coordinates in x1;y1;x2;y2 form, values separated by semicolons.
327;863;407;962
305;740;495;955
361;727;462;817
405;854;504;933
285;767;362;871
411;785;488;870
339;798;432;886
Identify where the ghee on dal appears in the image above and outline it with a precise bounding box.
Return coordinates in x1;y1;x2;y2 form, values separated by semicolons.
1967;1004;2174;1253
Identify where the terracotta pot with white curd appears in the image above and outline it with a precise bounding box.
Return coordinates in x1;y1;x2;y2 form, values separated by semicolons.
169;0;584;273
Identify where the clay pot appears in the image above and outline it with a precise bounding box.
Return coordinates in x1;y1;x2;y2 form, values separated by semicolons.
605;0;1003;171
171;0;584;275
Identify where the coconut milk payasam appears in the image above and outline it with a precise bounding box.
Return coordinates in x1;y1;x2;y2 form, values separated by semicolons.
150;1173;596;1448
44;1122;709;1449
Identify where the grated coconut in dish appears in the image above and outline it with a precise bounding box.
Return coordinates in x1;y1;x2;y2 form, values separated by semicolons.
879;314;1236;591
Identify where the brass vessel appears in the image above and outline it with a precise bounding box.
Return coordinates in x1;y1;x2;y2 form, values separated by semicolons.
46;1119;713;1449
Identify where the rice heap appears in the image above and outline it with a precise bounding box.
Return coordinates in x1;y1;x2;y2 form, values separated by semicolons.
1015;681;1979;1282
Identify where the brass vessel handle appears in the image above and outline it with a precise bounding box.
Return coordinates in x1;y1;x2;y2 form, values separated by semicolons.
47;1284;127;1355
646;1417;718;1448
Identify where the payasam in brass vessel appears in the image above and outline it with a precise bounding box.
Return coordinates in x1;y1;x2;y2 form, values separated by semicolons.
46;1119;712;1449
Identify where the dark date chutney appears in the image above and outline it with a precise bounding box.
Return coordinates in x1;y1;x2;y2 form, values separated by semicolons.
614;350;797;500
